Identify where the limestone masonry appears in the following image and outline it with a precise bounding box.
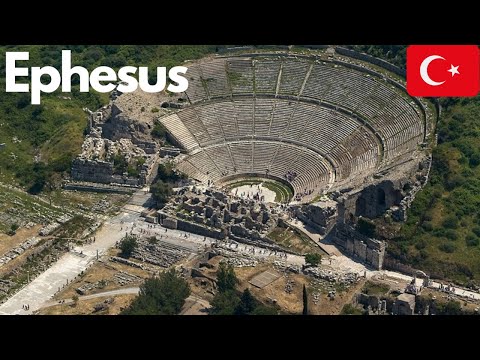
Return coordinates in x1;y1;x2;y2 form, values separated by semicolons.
70;47;437;271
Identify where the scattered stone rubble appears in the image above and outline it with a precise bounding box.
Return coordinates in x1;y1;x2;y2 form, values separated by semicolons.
91;199;111;213
212;246;259;268
0;279;15;296
76;281;104;295
113;271;142;286
0;237;40;267
71;89;172;188
284;278;295;294
93;297;114;313
110;256;146;270
129;238;193;268
0;187;70;230
303;266;360;285
39;223;61;236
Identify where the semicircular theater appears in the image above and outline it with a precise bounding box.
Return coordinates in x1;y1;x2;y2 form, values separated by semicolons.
160;55;425;202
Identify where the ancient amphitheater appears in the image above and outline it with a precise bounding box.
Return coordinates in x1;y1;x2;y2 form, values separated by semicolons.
71;48;436;269
160;51;434;204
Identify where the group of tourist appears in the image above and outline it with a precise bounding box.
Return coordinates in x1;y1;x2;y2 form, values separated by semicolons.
294;188;315;201
284;170;297;182
234;184;266;202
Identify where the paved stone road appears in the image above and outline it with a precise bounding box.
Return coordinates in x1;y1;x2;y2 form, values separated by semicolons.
0;195;143;315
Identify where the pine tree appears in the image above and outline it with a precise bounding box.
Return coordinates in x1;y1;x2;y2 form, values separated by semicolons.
216;262;238;293
236;288;256;315
303;284;308;315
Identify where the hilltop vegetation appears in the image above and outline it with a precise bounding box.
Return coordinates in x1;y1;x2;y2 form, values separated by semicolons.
346;45;407;68
389;97;480;284
0;45;217;192
347;46;480;284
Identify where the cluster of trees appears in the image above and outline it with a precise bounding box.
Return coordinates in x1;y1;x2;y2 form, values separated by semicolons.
210;262;277;315
150;162;187;206
150;180;173;205
156;162;186;183
112;155;146;177
123;269;191;315
346;45;407;69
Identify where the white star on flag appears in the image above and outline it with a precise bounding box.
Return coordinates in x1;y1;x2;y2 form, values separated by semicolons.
447;64;460;77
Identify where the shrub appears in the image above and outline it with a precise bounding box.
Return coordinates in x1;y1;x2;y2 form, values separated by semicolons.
433;228;446;237
469;153;480;167
442;215;459;229
72;294;79;307
472;226;480;237
419;250;429;259
415;239;426;250
151;122;167;138
439;243;456;253
465;234;479;247
445;229;458;241
305;253;322;266
148;236;158;244
7;223;19;236
421;222;433;232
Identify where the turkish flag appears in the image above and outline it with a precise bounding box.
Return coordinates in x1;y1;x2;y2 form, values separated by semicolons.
407;45;479;97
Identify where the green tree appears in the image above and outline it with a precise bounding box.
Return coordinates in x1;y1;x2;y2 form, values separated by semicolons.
156;162;185;182
152;122;167;138
216;262;238;293
7;223;19;236
113;153;128;175
150;180;173;204
124;269;191;315
119;234;137;258
437;300;463;315
302;284;308;315
210;290;240;315
357;217;376;237
442;215;459;229
466;234;479;247
27;162;50;194
250;305;278;315
235;288;256;315
305;253;322;266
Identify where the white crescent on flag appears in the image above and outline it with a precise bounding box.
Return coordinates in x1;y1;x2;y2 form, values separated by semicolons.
420;55;446;86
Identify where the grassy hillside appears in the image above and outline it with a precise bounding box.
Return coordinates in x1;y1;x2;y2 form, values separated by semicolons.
389;97;480;284
0;45;217;192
